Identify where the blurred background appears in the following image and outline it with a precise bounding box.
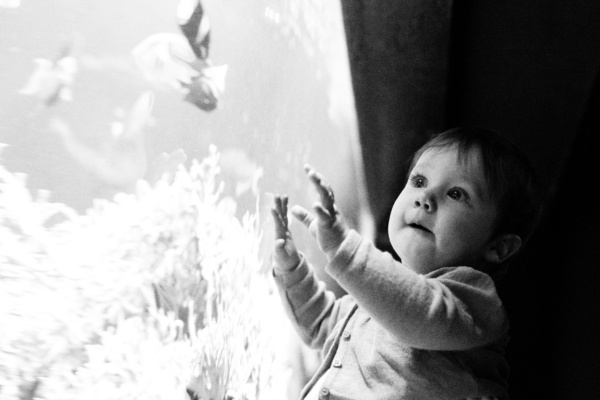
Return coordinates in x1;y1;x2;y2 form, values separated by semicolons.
2;0;600;398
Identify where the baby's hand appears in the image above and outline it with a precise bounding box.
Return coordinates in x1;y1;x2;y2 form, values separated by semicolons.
271;194;301;273
291;165;349;256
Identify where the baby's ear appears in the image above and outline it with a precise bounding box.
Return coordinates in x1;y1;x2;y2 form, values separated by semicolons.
483;234;522;264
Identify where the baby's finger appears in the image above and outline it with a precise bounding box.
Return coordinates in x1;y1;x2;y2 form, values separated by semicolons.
271;204;282;223
274;238;287;250
281;195;289;226
271;206;289;239
304;164;336;216
291;205;315;230
274;195;289;224
274;195;282;214
304;164;328;190
313;203;332;223
271;207;284;229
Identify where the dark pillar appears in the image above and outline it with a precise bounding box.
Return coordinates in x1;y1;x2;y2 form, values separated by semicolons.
340;0;453;254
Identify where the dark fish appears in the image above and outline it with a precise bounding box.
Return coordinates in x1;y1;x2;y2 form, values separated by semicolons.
181;64;227;111
176;0;228;112
177;0;210;60
133;0;227;112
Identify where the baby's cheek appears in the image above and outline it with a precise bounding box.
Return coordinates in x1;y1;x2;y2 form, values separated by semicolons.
388;227;406;255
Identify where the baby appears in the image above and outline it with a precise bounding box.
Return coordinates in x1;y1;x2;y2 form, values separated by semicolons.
271;127;541;399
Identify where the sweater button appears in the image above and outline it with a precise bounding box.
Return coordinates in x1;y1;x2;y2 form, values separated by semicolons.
342;330;351;340
332;358;342;368
320;387;330;397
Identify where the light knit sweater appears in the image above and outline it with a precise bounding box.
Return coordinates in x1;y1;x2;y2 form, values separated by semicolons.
273;230;510;400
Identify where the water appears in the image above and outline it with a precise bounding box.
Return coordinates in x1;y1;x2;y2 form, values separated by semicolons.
1;1;371;398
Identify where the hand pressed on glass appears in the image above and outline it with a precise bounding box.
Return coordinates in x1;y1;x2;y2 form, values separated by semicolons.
271;164;350;275
271;194;301;273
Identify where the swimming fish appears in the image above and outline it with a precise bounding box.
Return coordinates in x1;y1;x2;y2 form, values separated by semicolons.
177;0;210;60
18;44;78;107
49;91;154;188
132;33;227;112
132;33;198;91
0;0;20;8
177;0;228;111
181;64;228;111
132;0;227;112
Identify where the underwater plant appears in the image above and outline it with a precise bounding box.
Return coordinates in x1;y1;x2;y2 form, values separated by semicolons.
0;145;289;400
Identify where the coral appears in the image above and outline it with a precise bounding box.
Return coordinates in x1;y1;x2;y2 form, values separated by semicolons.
0;146;288;400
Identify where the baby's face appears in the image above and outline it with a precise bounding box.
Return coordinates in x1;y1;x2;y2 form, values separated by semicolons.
388;145;498;274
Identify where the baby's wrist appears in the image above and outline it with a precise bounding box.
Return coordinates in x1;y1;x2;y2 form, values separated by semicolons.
273;256;302;276
324;233;348;259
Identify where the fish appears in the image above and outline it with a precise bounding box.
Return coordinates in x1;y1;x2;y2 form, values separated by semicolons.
132;33;198;91
0;0;20;8
176;0;229;111
132;0;227;112
181;64;228;111
132;33;227;112
177;0;211;60
18;44;78;107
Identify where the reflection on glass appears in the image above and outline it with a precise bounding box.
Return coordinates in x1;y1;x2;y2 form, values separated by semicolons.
1;1;370;399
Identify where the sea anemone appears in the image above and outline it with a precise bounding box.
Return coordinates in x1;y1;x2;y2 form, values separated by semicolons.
0;146;288;400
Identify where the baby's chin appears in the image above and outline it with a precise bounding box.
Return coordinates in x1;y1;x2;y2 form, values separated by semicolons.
395;250;439;275
391;241;422;270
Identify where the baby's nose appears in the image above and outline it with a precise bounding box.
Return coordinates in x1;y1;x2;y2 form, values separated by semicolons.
414;199;431;211
414;191;435;212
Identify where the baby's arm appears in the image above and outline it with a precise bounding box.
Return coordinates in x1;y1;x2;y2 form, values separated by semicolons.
271;194;352;348
328;231;508;351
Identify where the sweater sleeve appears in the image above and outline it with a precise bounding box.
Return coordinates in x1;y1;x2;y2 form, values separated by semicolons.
326;230;509;351
272;254;356;350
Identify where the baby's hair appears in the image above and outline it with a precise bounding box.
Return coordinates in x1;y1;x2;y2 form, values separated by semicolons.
408;126;543;252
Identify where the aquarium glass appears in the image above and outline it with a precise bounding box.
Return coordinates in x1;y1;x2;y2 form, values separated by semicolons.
1;1;369;398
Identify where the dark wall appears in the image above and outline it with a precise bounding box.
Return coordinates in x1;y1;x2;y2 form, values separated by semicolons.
446;1;600;198
342;0;600;398
447;3;600;397
497;73;600;399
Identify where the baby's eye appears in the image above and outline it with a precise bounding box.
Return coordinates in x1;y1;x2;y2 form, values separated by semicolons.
409;174;426;188
448;188;469;201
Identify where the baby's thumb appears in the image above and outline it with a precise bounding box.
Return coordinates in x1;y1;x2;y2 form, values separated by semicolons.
291;205;315;231
274;238;286;249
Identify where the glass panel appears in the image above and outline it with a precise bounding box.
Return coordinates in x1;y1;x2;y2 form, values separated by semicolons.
1;0;369;398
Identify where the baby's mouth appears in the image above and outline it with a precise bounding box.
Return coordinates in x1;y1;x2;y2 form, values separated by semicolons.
408;223;431;234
